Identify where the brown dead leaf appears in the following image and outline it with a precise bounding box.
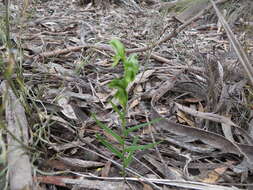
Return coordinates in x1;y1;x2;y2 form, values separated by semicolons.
129;98;141;110
183;97;203;103
101;160;112;177
177;110;195;127
201;166;228;184
201;170;220;183
36;176;69;187
143;183;154;190
45;159;70;170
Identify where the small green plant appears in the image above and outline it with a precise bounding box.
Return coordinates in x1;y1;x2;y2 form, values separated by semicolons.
93;39;161;177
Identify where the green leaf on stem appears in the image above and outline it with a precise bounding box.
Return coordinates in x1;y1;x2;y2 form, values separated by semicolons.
124;54;139;83
111;101;125;123
93;114;124;145
125;141;162;152
125;118;163;135
110;39;126;66
96;134;123;159
123;136;139;168
109;78;128;109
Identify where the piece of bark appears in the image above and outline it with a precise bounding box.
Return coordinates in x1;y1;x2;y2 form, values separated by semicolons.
1;81;33;190
176;0;209;23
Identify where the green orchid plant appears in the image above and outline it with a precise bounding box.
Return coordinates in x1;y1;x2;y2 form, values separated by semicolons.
93;39;160;177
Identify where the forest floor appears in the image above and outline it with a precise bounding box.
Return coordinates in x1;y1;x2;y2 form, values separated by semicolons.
1;0;253;189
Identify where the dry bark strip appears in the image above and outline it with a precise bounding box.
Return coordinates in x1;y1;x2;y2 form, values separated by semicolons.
36;176;131;190
211;0;253;86
150;79;253;170
53;174;241;190
1;81;33;190
37;43;175;65
175;103;253;145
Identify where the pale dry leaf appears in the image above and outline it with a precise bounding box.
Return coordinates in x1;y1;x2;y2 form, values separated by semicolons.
221;114;235;143
59;157;104;168
201;166;228;184
47;63;75;75
58;96;78;120
211;0;253;86
129;98;141;110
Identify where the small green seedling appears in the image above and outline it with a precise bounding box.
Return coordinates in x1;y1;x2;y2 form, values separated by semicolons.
93;39;161;177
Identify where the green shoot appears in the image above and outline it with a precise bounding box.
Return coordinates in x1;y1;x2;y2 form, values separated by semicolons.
93;39;161;177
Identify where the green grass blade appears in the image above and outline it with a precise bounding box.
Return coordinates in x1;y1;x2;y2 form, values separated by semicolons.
93;114;124;145
96;134;123;159
125;141;162;152
124;136;139;168
125;118;162;134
